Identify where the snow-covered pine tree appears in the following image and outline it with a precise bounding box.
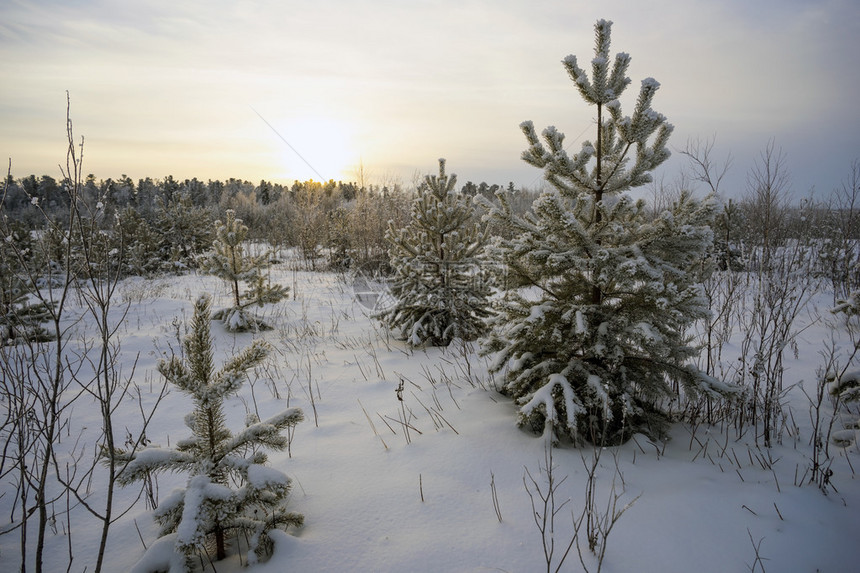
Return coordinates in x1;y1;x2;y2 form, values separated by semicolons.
202;209;288;331
0;222;54;344
482;20;734;445
155;193;212;272
116;295;303;571
0;275;54;345
378;159;492;346
828;282;860;403
116;206;163;277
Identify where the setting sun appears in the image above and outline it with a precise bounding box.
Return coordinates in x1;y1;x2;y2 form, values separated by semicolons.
267;116;357;183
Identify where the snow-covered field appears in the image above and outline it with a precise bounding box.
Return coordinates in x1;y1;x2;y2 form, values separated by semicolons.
2;265;859;572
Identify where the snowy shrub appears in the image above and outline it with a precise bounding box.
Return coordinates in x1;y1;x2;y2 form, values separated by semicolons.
482;20;737;445
346;186;411;271
378;158;492;346
116;295;304;571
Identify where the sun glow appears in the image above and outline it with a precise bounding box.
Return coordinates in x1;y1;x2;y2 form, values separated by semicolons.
273;116;357;182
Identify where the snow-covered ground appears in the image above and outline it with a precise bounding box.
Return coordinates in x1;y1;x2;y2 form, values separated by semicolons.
2;265;859;572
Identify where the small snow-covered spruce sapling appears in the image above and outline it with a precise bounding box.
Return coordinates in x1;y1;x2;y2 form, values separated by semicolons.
115;295;304;571
202;209;288;331
377;158;492;346
480;19;738;445
0;222;55;344
0;268;55;345
827;288;860;404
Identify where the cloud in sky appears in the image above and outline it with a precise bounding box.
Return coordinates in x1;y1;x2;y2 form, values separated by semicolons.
1;0;858;197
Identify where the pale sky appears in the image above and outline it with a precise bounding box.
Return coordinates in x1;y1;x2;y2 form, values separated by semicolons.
1;0;858;198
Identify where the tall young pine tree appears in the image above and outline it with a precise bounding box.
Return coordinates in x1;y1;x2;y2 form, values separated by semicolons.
483;20;735;445
378;159;491;346
116;295;303;570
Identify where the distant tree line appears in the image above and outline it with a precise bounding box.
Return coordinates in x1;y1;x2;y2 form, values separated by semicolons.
3;164;857;297
1;171;539;277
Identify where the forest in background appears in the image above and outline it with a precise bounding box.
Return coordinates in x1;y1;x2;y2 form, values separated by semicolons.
2;149;858;296
1;170;542;276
